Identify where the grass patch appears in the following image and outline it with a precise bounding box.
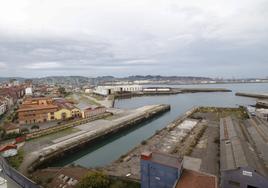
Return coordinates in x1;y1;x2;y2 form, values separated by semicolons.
109;178;140;188
79;96;101;106
196;107;249;120
65;95;79;104
7;149;24;169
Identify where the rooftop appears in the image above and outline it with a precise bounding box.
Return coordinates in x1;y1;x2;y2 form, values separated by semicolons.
220;116;268;177
17;104;58;112
176;169;217;188
141;151;182;168
3;123;19;131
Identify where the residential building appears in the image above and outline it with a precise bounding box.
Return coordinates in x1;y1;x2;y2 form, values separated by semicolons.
81;106;106;118
25;87;33;96
0;86;25;103
220;117;268;188
52;98;82;120
0;102;6;117
3;123;20;134
17;97;58;124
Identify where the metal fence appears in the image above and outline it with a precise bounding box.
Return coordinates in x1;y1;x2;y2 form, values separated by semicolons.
0;157;39;188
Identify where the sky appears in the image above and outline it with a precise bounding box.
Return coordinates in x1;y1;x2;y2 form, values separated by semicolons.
0;0;267;78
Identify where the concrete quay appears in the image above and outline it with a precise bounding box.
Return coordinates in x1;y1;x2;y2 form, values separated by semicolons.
103;107;203;180
236;92;268;99
20;104;170;174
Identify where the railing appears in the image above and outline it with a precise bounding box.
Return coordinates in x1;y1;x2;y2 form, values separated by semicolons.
0;156;39;188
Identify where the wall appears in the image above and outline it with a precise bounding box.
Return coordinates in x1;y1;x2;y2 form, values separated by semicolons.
221;167;268;188
141;159;181;188
0;103;6;116
53;108;72;120
84;108;106;118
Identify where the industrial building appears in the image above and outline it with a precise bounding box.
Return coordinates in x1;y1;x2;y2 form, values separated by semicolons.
220;117;268;188
93;85;142;96
143;87;171;92
140;151;217;188
141;151;183;188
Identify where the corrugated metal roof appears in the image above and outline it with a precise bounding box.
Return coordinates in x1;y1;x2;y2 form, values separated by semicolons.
220;116;268;178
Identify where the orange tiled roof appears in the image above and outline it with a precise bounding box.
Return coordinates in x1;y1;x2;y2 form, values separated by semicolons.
4;123;19;131
17;104;58;112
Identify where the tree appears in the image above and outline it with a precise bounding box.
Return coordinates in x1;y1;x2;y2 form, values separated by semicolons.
58;87;67;96
77;171;110;188
31;125;39;130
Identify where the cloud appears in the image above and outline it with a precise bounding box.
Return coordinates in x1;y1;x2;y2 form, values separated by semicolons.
0;0;267;77
0;62;7;69
25;62;63;69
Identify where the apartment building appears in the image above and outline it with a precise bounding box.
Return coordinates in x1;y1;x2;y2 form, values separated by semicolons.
17;97;58;124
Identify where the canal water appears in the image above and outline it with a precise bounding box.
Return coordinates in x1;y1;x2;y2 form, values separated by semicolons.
52;83;268;168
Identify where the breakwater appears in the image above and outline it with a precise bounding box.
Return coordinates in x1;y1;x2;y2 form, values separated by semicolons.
115;88;231;99
236;92;268;99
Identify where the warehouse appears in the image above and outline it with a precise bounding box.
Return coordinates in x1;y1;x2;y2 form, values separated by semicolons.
220;117;268;188
93;85;142;96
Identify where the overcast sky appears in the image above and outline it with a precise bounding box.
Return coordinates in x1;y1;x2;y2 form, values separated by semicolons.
0;0;267;78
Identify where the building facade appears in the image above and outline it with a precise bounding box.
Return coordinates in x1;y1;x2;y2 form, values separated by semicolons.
17;97;58;124
82;106;106;118
94;85;142;96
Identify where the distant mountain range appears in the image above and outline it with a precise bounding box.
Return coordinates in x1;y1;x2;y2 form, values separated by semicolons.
0;75;267;86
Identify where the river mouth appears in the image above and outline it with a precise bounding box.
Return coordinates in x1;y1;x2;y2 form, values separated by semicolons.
48;83;267;168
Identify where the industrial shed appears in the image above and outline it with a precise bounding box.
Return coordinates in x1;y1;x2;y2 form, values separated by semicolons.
220;117;268;188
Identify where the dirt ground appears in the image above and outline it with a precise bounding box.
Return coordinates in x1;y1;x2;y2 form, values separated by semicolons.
190;112;220;177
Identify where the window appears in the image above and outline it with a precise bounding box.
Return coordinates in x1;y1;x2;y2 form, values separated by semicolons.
247;185;258;188
229;180;240;187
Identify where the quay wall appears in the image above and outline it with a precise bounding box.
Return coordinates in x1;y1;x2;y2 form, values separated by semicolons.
26;104;170;172
111;106;199;164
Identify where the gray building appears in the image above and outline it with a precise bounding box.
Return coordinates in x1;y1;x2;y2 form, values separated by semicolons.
140;151;183;188
220;117;268;188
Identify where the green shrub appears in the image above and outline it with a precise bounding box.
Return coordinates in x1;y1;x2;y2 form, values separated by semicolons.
7;149;24;169
77;171;109;188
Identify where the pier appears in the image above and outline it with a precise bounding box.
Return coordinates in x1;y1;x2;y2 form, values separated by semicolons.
103;107;201;179
20;104;170;174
